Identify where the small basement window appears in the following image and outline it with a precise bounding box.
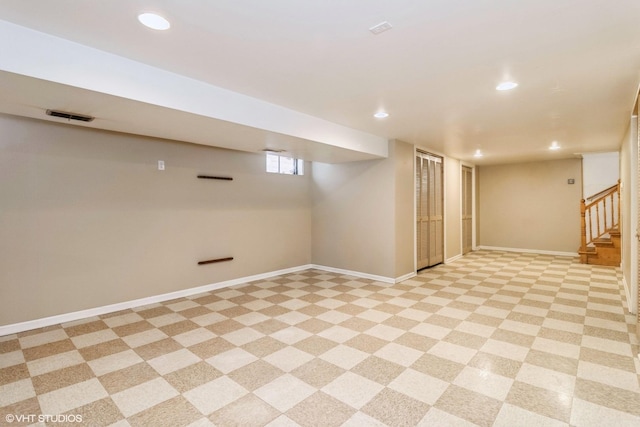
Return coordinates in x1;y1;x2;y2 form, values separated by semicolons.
266;153;304;175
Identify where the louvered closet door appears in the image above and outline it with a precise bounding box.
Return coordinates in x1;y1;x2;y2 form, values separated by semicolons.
462;166;473;254
416;152;444;270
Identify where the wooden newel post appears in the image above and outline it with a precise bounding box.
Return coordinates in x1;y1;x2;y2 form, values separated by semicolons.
580;199;587;263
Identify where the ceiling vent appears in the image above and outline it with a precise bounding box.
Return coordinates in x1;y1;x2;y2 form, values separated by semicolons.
46;109;95;122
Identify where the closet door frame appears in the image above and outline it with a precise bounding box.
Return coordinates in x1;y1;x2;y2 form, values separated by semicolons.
461;163;475;254
415;149;444;271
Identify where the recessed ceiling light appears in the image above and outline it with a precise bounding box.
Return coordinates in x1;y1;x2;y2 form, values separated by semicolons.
549;141;561;150
496;81;518;91
473;149;483;158
138;13;170;30
374;112;389;119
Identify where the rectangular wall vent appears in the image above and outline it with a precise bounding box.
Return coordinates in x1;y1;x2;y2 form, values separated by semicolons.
46;109;95;122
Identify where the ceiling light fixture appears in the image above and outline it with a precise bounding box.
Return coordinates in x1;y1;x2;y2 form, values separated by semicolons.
496;81;518;91
369;21;393;35
374;111;389;119
549;141;561;150
473;149;483;158
138;12;171;30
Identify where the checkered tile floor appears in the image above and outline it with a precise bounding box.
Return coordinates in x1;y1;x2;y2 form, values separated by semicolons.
1;250;639;426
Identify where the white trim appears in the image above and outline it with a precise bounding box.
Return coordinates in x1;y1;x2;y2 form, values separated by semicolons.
310;264;395;284
395;272;417;283
446;254;464;263
0;264;314;336
477;246;578;257
622;276;635;315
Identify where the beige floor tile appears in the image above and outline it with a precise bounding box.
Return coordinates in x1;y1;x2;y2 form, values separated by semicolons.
209;394;279;427
427;341;477;365
342;411;387;427
443;330;487;350
320;344;369;370
579;347;637;373
525;349;577;376
0;378;35;407
254;374;316;412
0;350;24;370
434;384;503;427
227;360;284;391
393;332;438;353
409;322;451;340
148;348;200;376
322;371;384;409
286;391;356;427
453;366;514;400
515;363;575;395
128;395;201;427
570;397;640;427
574;379;640;416
23;339;76;362
18;329;68;349
468;351;522;379
314;325;358;345
290;358;345;388
110;377;178;418
580;335;633;357
350;356;404;385
505;381;571;423
418;407;478;426
172;327;216;348
493;402;568;427
78;339;130;364
361;388;430;427
119;329;168;349
98;362;160;395
375;342;423;367
32;362;95;395
388;368;449;405
454;320;496;338
205;348;257;374
70;329;118;349
356;309;393;323
263;346;314;372
27;350;84;376
163;361;222;394
577;360;640;392
38;377;108;416
65;396;124;426
159;318;200;337
89;349;144;377
183;376;247;416
293;335;338;356
269;326;313;345
531;337;580;359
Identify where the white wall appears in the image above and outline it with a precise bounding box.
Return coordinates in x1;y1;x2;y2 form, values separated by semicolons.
0;114;312;325
582;152;620;199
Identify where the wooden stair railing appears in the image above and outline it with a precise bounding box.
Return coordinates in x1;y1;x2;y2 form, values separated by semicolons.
579;180;620;264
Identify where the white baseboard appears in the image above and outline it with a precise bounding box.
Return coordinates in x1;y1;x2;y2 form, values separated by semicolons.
0;263;415;336
310;264;396;284
446;254;464;263
395;271;417;283
477;246;578;257
621;276;637;315
0;264;314;337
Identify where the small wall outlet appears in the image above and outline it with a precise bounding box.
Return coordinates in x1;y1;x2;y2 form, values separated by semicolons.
567;178;575;184
158;160;165;171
